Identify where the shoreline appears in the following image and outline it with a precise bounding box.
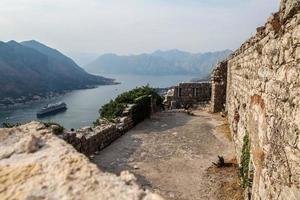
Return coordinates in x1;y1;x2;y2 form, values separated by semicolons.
0;82;120;109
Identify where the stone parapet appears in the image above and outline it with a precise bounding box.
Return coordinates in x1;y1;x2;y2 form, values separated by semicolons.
62;116;134;156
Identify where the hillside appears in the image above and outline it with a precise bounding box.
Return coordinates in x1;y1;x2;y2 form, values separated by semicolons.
0;40;115;100
67;52;99;66
85;49;232;77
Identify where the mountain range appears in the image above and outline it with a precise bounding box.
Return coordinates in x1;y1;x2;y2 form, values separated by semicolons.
0;40;114;100
85;49;232;78
68;52;99;66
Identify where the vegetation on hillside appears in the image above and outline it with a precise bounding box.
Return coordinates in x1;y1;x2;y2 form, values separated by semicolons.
0;40;114;101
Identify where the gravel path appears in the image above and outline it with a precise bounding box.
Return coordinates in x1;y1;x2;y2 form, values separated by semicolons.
93;110;243;200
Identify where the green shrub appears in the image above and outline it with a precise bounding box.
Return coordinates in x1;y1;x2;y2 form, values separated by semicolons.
115;85;163;106
100;100;125;121
99;85;163;120
43;122;64;135
132;95;151;124
240;133;251;188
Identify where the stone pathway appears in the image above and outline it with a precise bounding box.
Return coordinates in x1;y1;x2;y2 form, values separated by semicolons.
92;110;243;200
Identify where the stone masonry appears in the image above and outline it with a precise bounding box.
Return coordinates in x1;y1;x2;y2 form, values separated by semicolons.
164;82;211;109
61;95;159;156
211;60;228;113
62;116;134;156
223;0;300;199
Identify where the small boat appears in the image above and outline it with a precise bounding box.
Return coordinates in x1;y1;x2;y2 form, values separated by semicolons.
37;102;67;118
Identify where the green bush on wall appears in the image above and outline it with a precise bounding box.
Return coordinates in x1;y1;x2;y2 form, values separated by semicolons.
99;85;163;122
132;95;151;124
240;133;251;188
115;85;163;106
100;100;125;121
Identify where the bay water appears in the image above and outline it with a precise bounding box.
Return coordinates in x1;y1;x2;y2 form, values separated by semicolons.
0;74;196;129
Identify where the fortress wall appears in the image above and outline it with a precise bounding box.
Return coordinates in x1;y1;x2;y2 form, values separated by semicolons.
224;0;300;199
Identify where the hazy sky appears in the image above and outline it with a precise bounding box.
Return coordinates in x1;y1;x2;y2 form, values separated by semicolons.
0;0;279;55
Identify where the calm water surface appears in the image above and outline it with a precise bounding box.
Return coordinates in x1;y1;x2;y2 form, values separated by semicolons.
0;74;196;129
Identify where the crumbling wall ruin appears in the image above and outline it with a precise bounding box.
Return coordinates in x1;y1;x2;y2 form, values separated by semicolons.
62;116;134;156
164;82;211;109
225;0;300;199
211;60;228;113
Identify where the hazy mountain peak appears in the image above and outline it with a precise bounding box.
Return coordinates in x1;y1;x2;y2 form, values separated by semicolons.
102;53;118;57
85;49;232;77
153;49;188;55
7;40;22;47
21;40;82;70
22;39;42;45
21;40;59;55
0;40;114;99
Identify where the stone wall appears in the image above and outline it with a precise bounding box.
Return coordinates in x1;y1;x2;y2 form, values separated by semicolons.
62;113;135;156
164;82;211;109
225;0;300;199
61;95;160;156
211;60;228;113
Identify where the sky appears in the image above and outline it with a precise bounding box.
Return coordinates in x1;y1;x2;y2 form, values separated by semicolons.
0;0;280;55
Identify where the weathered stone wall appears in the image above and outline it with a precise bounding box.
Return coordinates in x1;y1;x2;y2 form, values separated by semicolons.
226;0;300;199
63;115;135;156
164;82;211;109
62;95;159;156
211;60;228;113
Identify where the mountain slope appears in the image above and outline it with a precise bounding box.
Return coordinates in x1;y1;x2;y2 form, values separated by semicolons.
67;52;99;66
85;49;232;77
0;40;114;100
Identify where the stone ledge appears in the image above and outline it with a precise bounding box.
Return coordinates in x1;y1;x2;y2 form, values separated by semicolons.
0;122;163;200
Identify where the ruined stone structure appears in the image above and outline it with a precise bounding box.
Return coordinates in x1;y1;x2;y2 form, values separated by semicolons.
61;95;162;156
62;115;134;156
211;60;228;113
164;82;211;109
210;0;300;199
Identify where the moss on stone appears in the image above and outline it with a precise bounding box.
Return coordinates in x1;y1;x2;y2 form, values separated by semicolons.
240;133;251;188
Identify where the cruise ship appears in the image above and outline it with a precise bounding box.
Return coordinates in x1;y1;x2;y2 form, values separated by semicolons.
37;102;67;118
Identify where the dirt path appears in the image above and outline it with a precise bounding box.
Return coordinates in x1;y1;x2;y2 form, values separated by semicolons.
92;110;243;200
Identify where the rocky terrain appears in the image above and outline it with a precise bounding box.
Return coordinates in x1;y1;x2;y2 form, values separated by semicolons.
0;122;162;200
